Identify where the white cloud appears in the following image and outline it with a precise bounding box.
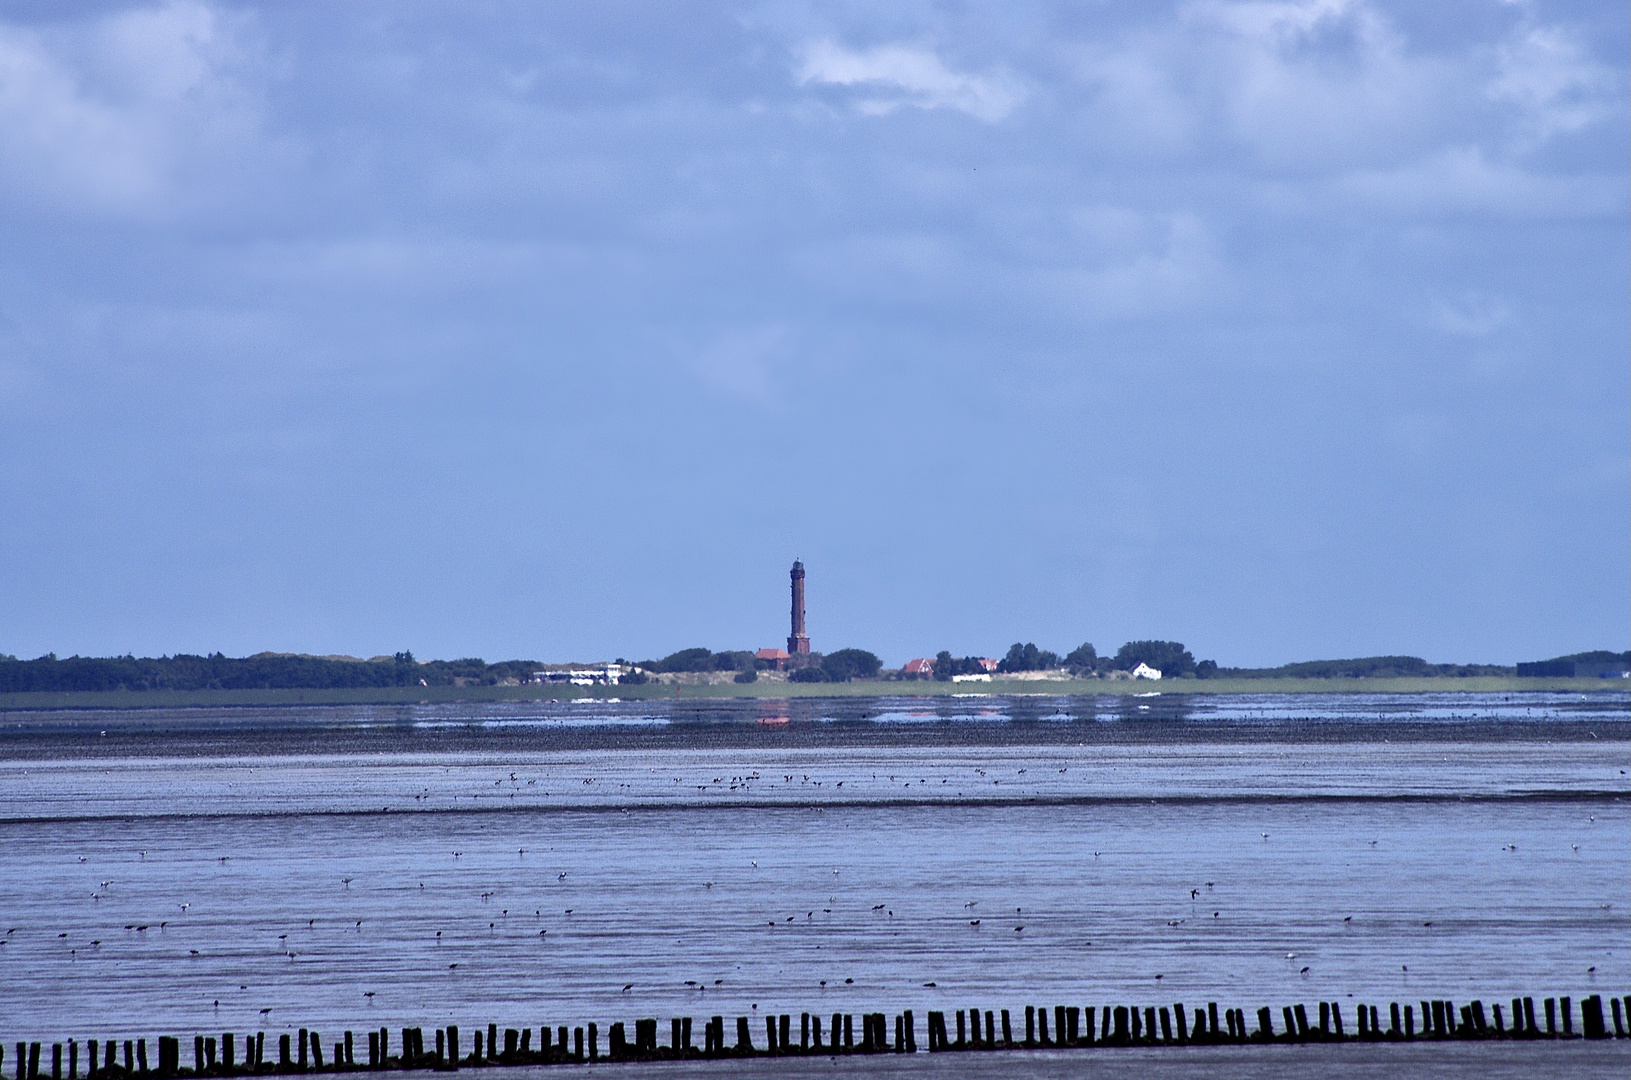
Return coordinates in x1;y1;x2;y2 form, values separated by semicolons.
797;40;1023;122
0;1;265;214
1333;144;1621;217
1429;292;1511;337
1061;212;1222;321
688;324;790;403
1488;19;1618;145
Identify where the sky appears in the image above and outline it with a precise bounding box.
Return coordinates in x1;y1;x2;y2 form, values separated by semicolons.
0;0;1625;668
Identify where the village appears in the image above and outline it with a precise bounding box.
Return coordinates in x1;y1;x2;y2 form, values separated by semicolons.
531;561;1169;687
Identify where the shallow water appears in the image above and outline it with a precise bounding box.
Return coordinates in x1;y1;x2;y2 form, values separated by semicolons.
0;693;1625;1042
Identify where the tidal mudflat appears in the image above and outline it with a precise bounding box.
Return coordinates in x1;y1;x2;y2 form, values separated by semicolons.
0;692;1624;1043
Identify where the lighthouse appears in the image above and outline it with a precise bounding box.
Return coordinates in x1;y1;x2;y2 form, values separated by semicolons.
787;560;811;655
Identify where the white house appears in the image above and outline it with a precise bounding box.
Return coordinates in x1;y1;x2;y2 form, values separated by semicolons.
1132;663;1162;680
533;663;627;686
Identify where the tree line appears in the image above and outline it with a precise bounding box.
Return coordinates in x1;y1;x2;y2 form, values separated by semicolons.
0;651;542;693
638;647;882;684
926;640;1206;680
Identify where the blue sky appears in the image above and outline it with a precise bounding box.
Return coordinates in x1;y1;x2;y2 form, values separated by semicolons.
0;0;1625;667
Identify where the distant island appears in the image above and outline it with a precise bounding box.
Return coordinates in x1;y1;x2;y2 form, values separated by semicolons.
0;646;1625;708
7;557;1623;706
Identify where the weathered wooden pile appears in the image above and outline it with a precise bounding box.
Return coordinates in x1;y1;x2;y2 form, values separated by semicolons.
10;993;1628;1076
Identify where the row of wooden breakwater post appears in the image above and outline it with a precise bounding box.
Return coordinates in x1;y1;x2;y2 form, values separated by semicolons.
10;993;1630;1076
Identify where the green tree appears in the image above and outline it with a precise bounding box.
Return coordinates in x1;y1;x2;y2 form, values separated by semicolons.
821;648;882;682
1063;642;1098;674
998;642;1061;672
1112;640;1195;677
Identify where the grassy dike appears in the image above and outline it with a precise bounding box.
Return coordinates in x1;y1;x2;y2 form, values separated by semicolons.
0;676;1619;711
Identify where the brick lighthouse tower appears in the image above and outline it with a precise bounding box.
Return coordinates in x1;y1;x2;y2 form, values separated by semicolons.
787;560;811;655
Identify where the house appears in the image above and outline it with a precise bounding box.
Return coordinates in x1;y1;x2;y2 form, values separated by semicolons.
902;658;936;677
976;658;999;673
756;647;792;672
533;663;627;686
1132;663;1162;680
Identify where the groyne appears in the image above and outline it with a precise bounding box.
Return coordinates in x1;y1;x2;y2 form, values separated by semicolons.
9;993;1628;1076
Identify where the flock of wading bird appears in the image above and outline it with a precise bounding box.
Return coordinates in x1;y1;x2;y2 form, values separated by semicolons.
8;992;1631;1075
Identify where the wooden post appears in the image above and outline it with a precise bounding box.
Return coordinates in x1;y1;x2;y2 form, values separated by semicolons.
1112;1007;1128;1043
1082;1007;1095;1046
1159;1008;1172;1043
1054;1007;1066;1047
781;1015;790;1052
1332;1002;1344;1037
736;1017;751;1052
199;1036;208;1073
1390;1003;1401;1037
1405;1005;1415;1039
1561;997;1573;1037
808;1015;819;1051
1609;997;1623;1037
908;1010;918;1052
67;1042;75;1080
800;1013;809;1051
50;1046;59;1080
1256;1007;1272;1039
1037;1008;1049;1046
1582;996;1606;1039
683;1017;692;1050
1294;1004;1309;1038
573;1028;583;1062
1544;998;1556;1036
367;1032;377;1068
